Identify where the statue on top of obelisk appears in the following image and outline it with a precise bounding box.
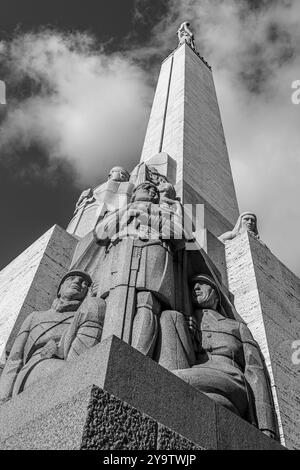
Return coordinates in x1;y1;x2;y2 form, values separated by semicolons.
218;211;260;243
177;22;196;50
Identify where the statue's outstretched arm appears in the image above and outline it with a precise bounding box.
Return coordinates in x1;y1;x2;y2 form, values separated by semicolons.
240;323;279;440
0;314;32;400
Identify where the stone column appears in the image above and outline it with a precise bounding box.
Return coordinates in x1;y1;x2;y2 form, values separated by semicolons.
140;43;239;239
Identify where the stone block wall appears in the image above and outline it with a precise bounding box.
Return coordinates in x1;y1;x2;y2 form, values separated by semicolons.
225;232;300;449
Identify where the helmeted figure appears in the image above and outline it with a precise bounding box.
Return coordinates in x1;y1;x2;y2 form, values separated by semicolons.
156;274;279;440
219;211;260;243
0;271;105;401
93;181;192;357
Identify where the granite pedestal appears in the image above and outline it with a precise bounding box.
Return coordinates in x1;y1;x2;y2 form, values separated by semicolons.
0;336;284;450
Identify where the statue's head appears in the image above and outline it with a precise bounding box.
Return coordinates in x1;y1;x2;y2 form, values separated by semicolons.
131;182;160;204
239;212;258;236
158;182;177;200
218;211;259;244
190;274;220;310
178;22;192;34
57;270;92;302
108;166;130;182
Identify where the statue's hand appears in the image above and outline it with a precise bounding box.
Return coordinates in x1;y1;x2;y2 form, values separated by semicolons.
188;317;199;337
40;339;58;359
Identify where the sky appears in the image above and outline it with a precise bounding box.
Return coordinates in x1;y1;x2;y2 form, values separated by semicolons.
0;0;299;277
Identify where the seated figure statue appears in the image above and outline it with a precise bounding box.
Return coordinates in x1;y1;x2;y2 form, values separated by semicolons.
218;211;260;243
156;274;279;440
0;270;105;401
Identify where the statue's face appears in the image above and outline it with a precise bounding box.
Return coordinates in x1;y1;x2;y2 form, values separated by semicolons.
192;282;218;309
108;167;129;182
60;275;89;301
134;184;159;203
241;214;257;233
159;182;176;200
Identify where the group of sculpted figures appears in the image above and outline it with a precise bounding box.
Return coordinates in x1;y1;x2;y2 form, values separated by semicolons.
0;163;278;441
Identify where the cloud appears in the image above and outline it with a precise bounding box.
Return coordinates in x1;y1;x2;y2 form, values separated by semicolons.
0;30;153;186
134;0;300;276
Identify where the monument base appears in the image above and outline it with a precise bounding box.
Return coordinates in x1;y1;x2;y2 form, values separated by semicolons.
0;336;284;450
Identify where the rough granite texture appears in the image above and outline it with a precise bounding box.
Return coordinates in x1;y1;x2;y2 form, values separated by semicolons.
157;424;203;450
0;337;284;450
0;383;203;450
0;225;77;362
81;386;157;450
225;231;300;449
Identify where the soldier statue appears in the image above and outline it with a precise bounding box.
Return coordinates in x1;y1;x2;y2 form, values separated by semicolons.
0;271;105;401
93;181;191;357
156;274;279;440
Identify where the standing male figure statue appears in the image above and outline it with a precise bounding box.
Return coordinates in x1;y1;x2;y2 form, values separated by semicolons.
93;181;190;357
0;271;105;401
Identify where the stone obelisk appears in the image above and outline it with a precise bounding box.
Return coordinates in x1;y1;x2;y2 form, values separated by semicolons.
140;36;239;238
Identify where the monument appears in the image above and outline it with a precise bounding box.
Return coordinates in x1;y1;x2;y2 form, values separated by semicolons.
0;23;298;450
